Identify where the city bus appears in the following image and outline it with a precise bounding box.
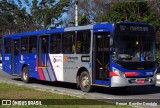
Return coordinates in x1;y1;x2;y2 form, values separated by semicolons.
2;22;157;92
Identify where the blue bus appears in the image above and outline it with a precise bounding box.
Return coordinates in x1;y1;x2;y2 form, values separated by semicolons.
2;22;157;92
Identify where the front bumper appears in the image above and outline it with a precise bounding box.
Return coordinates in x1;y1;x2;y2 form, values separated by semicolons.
111;75;157;87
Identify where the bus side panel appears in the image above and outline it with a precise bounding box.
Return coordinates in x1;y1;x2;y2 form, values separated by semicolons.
63;54;92;83
35;54;56;81
28;54;38;79
27;54;58;82
19;54;40;80
48;54;63;81
63;54;78;83
2;54;12;75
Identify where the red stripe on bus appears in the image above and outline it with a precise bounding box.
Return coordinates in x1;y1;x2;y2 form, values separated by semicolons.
37;68;45;80
36;56;45;80
109;72;118;76
124;72;137;76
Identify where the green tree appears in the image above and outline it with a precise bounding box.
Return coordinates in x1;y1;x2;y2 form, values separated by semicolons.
64;0;110;27
31;0;70;29
78;13;90;26
0;0;34;35
0;0;71;35
102;1;160;30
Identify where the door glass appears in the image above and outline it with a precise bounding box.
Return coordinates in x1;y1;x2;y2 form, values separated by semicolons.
38;36;49;67
14;40;20;56
42;37;48;53
95;33;110;81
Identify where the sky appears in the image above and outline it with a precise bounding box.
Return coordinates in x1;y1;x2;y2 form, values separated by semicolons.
6;0;70;28
13;0;60;13
13;0;67;19
13;0;31;13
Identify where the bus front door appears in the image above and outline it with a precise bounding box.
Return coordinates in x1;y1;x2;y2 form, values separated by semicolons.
38;35;49;67
93;33;110;85
12;39;20;75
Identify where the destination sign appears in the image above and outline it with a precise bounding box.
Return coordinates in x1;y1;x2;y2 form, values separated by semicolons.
130;26;149;32
115;23;154;35
119;25;149;32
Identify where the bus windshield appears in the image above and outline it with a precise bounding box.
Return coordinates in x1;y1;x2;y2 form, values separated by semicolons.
112;34;155;62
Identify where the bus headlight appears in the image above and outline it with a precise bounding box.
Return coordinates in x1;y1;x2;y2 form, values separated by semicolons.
112;67;125;77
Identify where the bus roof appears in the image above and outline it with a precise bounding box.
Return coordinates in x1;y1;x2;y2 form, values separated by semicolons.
3;28;64;38
3;22;152;38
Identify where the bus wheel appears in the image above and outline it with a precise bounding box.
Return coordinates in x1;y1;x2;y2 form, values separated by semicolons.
79;71;92;92
22;67;30;83
76;76;80;89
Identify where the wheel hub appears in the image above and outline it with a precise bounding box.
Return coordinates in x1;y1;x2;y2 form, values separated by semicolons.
82;76;89;87
23;71;28;80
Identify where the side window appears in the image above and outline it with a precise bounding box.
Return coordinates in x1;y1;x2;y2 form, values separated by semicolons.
4;38;11;53
77;30;91;54
62;32;75;54
29;36;37;53
50;34;61;54
21;37;29;54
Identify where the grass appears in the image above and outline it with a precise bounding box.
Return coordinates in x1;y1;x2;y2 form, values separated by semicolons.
0;82;132;108
0;83;74;99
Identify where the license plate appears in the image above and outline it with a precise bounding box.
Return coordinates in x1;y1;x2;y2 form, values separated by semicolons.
136;79;145;84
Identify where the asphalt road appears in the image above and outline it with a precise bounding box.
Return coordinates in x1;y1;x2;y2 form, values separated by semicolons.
0;69;160;107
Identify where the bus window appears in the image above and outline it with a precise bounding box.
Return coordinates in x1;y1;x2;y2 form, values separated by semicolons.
21;37;29;54
50;34;61;54
77;30;91;54
29;36;37;54
62;32;75;54
4;38;11;53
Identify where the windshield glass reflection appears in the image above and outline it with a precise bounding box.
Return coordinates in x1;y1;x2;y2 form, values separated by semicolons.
112;34;155;62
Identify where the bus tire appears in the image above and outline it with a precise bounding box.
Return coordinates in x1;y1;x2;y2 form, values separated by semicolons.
76;76;80;89
79;71;92;92
22;67;30;83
